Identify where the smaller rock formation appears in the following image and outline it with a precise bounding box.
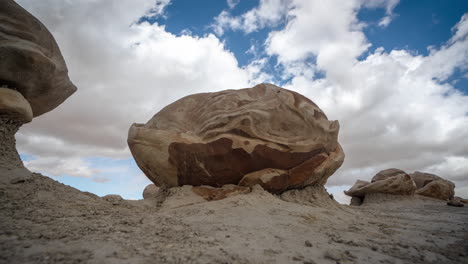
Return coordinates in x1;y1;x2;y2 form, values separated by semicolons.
345;169;459;206
143;184;160;199
410;171;455;200
344;170;416;199
410;171;442;189
371;168;409;182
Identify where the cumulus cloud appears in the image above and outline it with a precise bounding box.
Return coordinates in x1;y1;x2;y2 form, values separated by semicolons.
16;0;253;178
212;0;292;35
259;0;468;193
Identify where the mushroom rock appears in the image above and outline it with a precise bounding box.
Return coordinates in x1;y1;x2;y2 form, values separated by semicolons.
415;179;455;201
128;83;345;194
0;0;76;173
344;172;416;198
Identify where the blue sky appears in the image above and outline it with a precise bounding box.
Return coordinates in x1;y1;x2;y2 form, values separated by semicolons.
16;0;468;203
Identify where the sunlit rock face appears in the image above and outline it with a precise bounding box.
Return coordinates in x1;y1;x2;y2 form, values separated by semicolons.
128;83;345;193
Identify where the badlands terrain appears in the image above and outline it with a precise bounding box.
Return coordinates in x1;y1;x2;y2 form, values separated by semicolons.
1;170;467;264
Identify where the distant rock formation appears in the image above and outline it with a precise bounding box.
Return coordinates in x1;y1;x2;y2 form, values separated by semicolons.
128;83;344;194
410;171;455;200
344;169;416;199
0;0;76;175
345;169;457;206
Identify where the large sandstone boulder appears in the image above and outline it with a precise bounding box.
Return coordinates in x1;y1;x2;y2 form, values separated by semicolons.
0;0;76;174
128;83;345;194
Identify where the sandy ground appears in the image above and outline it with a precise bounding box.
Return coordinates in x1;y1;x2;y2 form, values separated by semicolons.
1;171;467;264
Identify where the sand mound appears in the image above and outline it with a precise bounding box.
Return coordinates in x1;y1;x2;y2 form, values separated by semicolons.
1;172;468;263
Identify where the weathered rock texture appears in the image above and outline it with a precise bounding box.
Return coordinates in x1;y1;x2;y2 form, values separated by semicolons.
371;168;409;183
345;173;416;198
0;0;77;117
142;184;160;199
410;171;455;200
410;171;443;189
346;169;458;205
415;179;455;201
0;0;76;172
128;83;345;193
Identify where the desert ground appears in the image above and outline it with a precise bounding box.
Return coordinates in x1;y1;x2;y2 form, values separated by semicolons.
1;170;467;264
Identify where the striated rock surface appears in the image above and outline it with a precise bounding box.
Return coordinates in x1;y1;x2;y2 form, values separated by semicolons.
0;0;77;117
345;173;416;197
128;83;344;193
415;179;455;201
410;171;443;189
371;168;409;182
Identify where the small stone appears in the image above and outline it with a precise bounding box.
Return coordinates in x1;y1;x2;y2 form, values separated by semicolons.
304;240;313;247
447;200;464;207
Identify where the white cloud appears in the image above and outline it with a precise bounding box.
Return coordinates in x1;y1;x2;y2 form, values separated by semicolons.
213;0;292;35
363;0;399;27
227;0;240;9
25;157;99;178
259;0;468;191
16;0;252;177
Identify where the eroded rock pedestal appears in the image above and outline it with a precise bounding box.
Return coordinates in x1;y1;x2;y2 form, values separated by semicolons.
0;114;23;170
129;83;345;194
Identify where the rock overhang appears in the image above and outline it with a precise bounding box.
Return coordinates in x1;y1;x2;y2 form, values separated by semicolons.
0;0;77;117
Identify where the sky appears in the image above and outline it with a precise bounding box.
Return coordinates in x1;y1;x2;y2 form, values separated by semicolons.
15;0;468;203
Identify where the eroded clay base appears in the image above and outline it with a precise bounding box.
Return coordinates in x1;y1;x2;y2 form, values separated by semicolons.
0;114;24;170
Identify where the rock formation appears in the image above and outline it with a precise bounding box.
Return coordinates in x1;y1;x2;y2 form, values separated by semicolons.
344;171;416;198
410;171;455;200
128;83;344;194
0;0;76;174
142;184;160;199
346;169;458;205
